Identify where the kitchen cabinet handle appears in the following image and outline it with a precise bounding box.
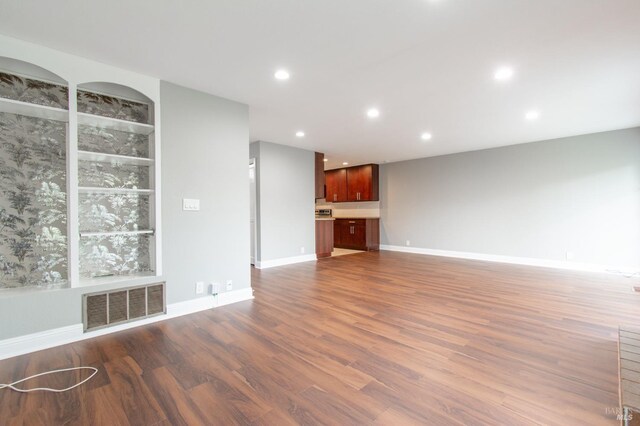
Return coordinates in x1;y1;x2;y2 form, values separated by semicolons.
349;221;356;224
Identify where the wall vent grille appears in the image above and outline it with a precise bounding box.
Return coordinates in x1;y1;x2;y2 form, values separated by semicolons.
83;283;165;332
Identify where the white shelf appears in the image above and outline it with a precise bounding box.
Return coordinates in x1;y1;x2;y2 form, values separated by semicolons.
80;230;154;237
78;150;154;166
77;272;160;288
78;187;154;195
0;97;69;122
77;112;154;135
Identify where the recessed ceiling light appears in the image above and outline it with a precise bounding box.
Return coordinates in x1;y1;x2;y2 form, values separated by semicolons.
525;110;540;120
323;158;328;162
494;66;514;81
295;131;305;137
274;69;290;80
421;132;433;141
342;162;349;166
366;108;380;118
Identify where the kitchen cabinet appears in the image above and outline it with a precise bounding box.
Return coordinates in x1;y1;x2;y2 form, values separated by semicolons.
346;164;379;201
334;218;379;251
315;219;334;258
325;168;348;202
315;152;325;199
325;164;378;202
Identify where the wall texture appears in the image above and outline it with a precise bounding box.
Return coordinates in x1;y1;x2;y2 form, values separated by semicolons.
250;141;315;263
161;81;250;303
380;127;640;269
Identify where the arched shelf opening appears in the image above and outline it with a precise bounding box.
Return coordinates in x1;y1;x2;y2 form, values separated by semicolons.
0;57;70;290
75;82;157;284
0;56;68;86
0;56;69;120
77;81;154;126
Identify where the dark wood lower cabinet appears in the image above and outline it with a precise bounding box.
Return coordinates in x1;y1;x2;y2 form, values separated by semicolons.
315;219;334;259
334;218;379;251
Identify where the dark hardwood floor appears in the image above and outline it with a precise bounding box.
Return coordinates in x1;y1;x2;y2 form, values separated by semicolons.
1;251;640;425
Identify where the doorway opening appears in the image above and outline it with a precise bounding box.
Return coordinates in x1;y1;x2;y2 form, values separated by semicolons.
249;158;257;265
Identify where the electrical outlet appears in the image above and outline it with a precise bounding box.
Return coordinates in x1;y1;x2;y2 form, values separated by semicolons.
195;281;204;294
566;251;575;261
226;280;233;291
406;240;411;246
210;282;220;295
300;246;305;254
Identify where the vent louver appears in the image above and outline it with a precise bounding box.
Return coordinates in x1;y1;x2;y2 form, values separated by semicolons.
83;283;165;332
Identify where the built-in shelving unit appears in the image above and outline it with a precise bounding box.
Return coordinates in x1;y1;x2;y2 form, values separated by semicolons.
0;56;162;292
76;84;157;284
0;63;71;290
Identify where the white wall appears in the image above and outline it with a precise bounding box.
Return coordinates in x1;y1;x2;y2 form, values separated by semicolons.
161;81;250;303
380;127;640;270
250;141;315;266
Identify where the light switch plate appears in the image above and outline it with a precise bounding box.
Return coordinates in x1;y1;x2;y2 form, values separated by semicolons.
183;198;200;211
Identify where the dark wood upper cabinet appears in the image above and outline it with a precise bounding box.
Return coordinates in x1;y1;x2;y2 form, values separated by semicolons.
315;152;325;199
325;164;378;202
325;168;348;202
346;164;379;201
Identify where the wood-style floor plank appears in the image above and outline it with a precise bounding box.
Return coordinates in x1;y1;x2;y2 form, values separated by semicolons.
2;251;640;425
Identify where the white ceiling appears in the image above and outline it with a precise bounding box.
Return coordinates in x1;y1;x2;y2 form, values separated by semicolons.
1;0;639;169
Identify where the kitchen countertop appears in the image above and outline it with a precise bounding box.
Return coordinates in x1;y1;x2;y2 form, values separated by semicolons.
316;217;380;220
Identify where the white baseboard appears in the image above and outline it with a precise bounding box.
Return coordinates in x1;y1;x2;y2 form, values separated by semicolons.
0;324;84;362
255;253;316;269
0;287;254;361
380;245;638;275
217;287;254;306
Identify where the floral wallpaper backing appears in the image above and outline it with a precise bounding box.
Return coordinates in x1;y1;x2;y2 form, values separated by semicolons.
77;90;149;124
79;125;149;158
0;71;68;289
0;72;68;110
79;192;152;278
79;194;150;233
78;161;150;190
77;88;154;279
0;112;67;288
79;234;152;279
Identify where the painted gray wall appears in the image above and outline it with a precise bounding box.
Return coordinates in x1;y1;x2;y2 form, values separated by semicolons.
0;81;250;340
380;127;640;269
161;81;250;302
250;141;315;262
